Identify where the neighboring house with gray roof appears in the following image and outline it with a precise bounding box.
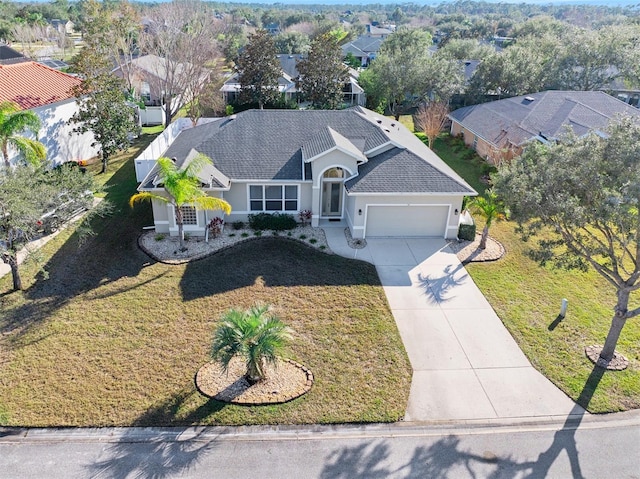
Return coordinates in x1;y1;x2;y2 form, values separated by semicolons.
449;90;640;164
137;107;476;239
341;35;385;67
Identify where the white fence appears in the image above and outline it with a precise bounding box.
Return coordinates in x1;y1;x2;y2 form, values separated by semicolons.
138;106;165;126
134;117;220;182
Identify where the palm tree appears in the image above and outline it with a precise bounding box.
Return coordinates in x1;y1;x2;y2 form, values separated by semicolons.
0;101;46;167
467;189;508;249
129;153;231;250
211;305;291;384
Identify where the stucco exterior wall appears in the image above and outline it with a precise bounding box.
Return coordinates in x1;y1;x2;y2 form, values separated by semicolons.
4;99;99;167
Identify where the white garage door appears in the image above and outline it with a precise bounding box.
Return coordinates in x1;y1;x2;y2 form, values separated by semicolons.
366;205;449;237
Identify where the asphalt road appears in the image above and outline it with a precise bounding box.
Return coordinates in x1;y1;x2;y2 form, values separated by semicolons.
1;414;639;479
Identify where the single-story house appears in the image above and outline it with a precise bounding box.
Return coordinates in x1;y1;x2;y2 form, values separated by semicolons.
221;54;366;107
0;61;99;166
137;107;476;239
449;90;640;164
0;45;29;65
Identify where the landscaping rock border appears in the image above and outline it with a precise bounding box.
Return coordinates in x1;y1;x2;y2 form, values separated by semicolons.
585;345;629;371
447;233;505;263
195;357;314;405
138;226;331;264
344;227;367;249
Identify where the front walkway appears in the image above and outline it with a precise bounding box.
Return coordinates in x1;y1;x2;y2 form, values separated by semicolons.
323;226;584;422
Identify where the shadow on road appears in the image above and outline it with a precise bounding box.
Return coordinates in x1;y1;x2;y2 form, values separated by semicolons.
321;365;605;478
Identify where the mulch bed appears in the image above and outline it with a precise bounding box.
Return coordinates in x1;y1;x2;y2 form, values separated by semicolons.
195;357;314;405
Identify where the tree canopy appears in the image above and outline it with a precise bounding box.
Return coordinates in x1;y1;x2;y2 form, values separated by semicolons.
236;29;281;109
494;116;640;364
0;164;103;291
296;33;349;110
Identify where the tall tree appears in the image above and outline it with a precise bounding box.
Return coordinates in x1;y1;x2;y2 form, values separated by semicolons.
139;0;223;125
129;154;231;250
0;164;102;291
69;0;138;174
296;33;349;110
365;29;462;119
235;29;281;109
494;116;640;365
0;101;46;168
211;305;291;384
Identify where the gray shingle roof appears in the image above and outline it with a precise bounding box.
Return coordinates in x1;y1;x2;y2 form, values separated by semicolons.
449;90;640;147
345;148;474;194
149;108;475;195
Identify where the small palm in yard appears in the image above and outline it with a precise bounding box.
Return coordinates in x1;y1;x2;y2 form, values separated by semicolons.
468;189;508;249
129;153;231;250
211;305;292;384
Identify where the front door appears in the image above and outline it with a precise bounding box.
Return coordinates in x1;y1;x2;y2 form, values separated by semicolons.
322;181;342;217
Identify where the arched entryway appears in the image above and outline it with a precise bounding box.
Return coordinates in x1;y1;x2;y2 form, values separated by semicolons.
321;167;345;218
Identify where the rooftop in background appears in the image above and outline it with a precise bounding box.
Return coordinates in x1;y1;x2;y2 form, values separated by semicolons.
449;90;640;147
0;61;81;109
0;45;29;66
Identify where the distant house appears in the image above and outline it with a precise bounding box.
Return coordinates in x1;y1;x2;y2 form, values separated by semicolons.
112;54;210;126
263;23;281;35
365;24;394;37
50;19;74;35
341;35;384;67
449;90;640;164
220;54;366;107
0;61;98;166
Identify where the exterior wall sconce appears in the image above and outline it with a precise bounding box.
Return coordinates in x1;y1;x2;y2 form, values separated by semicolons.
454;209;459;215
358;209;362;215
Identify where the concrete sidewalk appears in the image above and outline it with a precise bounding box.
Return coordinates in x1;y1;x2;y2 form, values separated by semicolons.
323;226;583;422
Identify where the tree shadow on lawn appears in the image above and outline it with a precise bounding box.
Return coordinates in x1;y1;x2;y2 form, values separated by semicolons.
0;155;156;337
180;237;382;301
321;365;606;479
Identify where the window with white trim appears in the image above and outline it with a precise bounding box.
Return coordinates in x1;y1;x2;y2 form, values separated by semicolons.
249;185;298;212
180;206;197;225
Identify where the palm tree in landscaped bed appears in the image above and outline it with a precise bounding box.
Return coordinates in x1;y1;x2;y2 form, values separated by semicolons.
129;153;231;250
211;305;292;384
467;189;508;250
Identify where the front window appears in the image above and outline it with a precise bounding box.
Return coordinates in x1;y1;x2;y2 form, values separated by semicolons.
250;185;298;212
179;206;197;225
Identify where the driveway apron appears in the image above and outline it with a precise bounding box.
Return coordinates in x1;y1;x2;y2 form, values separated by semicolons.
324;229;584;422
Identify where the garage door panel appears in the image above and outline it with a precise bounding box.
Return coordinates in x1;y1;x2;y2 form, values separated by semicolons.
366;205;448;237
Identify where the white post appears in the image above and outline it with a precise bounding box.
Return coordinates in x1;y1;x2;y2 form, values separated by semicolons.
560;298;568;318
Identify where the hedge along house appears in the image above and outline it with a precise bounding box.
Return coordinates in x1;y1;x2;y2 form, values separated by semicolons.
136;107;476;239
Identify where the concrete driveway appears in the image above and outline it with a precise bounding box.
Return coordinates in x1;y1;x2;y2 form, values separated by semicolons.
324;228;583;422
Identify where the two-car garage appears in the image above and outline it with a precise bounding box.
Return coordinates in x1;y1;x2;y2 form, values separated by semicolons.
364;204;451;238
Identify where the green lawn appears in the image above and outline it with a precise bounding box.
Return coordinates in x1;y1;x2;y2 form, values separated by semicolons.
0;138;411;426
433;136;640;413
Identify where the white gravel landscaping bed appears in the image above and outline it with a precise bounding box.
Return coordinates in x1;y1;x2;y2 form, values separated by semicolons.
139;226;331;263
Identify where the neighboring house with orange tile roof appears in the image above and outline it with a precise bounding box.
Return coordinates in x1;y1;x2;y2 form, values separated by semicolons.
0;61;98;166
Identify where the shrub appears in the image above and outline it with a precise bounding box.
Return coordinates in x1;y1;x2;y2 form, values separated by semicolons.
231;221;245;230
309;238;317;244
208;217;224;238
299;234;307;240
154;233;166;241
229;233;236;237
319;245;326;250
298;209;312;225
254;230;263;237
241;232;249;238
458;222;476;241
248;212;297;231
